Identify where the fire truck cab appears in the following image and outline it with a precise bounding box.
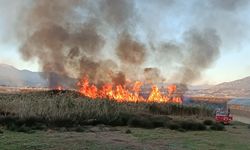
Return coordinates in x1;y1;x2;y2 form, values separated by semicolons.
215;109;233;124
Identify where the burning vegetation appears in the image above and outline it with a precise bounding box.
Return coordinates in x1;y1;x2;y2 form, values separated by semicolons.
77;77;182;103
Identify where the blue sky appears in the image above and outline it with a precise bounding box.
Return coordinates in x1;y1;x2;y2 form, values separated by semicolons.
0;0;250;85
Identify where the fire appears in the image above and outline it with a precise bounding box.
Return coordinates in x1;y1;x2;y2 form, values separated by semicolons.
148;85;168;102
77;77;182;104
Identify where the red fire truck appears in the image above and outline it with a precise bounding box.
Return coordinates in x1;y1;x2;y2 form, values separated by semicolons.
215;109;233;124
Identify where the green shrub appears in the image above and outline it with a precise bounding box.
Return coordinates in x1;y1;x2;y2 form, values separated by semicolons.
180;121;206;131
7;123;17;131
210;123;225;131
203;119;214;126
17;125;32;133
107;112;135;126
50;119;77;127
197;123;207;130
31;123;47;130
168;122;180;130
8;124;33;133
127;116;154;129
150;115;171;128
15;117;45;127
0;116;18;126
177;128;186;132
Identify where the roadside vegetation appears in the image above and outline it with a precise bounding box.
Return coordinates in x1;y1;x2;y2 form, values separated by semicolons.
0;90;216;132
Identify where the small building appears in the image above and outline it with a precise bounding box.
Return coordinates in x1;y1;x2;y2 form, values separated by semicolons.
227;99;250;124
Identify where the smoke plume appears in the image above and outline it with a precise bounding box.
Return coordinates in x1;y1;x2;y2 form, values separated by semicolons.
7;0;248;87
144;68;165;83
177;28;221;83
116;33;146;65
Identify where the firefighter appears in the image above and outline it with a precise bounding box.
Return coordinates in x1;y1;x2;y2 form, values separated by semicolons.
228;108;231;116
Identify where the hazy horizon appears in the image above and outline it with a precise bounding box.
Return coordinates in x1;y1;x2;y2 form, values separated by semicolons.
1;62;249;86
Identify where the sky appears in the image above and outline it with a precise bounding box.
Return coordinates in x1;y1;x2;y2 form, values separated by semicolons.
0;0;250;85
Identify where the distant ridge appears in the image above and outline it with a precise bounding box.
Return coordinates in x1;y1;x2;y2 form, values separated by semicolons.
1;64;250;97
214;76;250;90
187;76;250;98
211;76;250;97
0;63;46;87
0;64;76;88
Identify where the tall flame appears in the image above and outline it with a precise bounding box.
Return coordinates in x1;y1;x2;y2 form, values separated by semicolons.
77;77;182;104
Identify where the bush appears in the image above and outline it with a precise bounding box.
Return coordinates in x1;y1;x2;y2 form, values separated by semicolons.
7;124;33;133
150;115;171;128
6;123;17;131
166;120;206;131
107;112;135;126
167;122;180;130
210;123;225;131
127;116;154;129
0;116;18;126
50;119;77;127
17;125;32;133
197;123;207;130
177;128;186;132
180;121;206;131
203;119;214;126
71;126;85;132
248;125;250;129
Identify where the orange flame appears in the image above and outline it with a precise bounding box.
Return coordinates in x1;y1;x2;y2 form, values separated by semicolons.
77;77;182;104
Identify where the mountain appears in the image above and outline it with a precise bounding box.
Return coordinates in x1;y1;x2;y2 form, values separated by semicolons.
187;76;250;98
0;64;47;87
211;77;250;97
0;64;76;88
214;77;250;90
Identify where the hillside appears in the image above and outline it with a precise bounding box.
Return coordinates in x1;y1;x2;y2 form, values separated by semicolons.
0;64;46;87
187;76;250;98
0;64;76;88
212;77;250;97
215;77;250;90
